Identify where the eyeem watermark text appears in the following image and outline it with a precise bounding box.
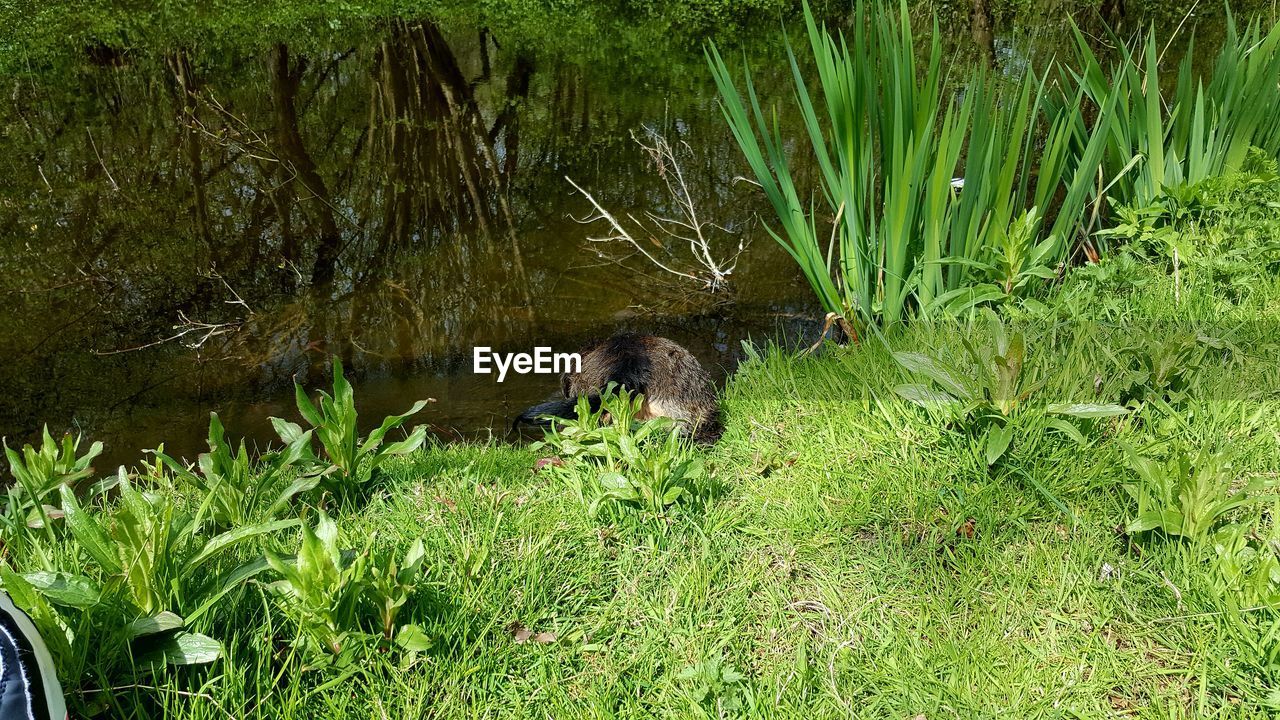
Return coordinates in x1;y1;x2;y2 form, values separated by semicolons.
473;347;581;382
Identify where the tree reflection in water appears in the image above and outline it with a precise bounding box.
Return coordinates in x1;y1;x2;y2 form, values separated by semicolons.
0;18;809;466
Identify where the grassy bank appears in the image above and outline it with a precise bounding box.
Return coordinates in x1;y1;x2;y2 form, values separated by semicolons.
3;168;1279;717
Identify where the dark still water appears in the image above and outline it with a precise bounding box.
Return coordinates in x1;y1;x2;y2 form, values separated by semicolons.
0;10;1242;469
1;18;823;468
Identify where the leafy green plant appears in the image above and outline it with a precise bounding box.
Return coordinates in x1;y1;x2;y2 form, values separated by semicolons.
265;511;371;660
1213;519;1280;608
55;468;294;619
975;207;1059;298
893;309;1126;465
157;412;315;529
1067;14;1280;219
271;358;430;502
368;538;429;649
1093;202;1182;256
678;658;753;715
593;420;706;518
0;467;297;694
536;386;706;518
1123;444;1269;542
3;426;102;530
1108;330;1232;406
265;512;429;663
707;0;1110;332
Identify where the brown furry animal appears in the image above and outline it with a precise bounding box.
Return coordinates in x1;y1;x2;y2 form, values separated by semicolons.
514;334;723;444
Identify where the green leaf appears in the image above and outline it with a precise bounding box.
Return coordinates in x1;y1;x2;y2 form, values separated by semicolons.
360;400;430;454
599;472;632;492
893;383;959;410
271;417;309;445
266;474;321;517
662;485;685;506
395;624;432;653
127;611;187;639
274;429;315;468
401;539;426;577
1045;418;1089;446
1127;510;1180;534
59;483;121;574
185;518;302;575
294;382;325;428
140;631;223;666
21;571;101;609
893;352;973;401
1046;403;1131;418
375;425;428;459
985;423;1014;466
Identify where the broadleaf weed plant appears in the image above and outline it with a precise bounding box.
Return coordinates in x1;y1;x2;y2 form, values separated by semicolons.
534;385;707;519
156;412;316;529
1123;443;1270;542
0;467;299;699
2;426;102;534
271;358;431;504
265;512;430;666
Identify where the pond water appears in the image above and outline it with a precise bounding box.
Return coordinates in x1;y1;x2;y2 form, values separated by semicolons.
0;9;1231;469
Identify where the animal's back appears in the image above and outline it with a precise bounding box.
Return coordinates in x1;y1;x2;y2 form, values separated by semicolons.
519;334;723;444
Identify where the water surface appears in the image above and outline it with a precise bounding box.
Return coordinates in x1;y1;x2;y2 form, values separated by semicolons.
0;9;1240;468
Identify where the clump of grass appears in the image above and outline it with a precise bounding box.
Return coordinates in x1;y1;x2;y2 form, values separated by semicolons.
707;0;1111;332
1069;12;1280;226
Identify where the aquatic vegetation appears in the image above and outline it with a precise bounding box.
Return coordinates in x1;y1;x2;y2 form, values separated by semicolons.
1068;13;1280;221
708;0;1110;331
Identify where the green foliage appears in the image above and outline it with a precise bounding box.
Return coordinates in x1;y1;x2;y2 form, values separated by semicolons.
893;309;1127;465
0;467;296;692
535;386;707;518
1123;444;1269;541
678;658;753;714
973;207;1060;297
2;425;102;530
157;412;315;529
265;512;428;664
1108;330;1233;406
708;0;1109;330
1213;518;1280;608
54;468;295;617
368;539;428;645
266;511;372;661
1068;13;1280;217
271;358;429;502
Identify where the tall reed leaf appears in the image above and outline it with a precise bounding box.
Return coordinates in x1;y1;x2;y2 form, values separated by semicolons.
1068;12;1280;215
709;0;1111;330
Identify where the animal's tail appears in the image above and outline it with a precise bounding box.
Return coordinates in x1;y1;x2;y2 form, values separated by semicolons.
511;397;588;434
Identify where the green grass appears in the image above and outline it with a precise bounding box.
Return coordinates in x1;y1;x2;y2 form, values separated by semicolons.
1;168;1278;718
10;175;1271;718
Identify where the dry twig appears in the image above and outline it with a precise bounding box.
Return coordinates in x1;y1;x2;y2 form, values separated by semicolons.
566;126;746;291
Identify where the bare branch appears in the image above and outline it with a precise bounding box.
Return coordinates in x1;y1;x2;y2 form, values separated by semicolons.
565;125;748;292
